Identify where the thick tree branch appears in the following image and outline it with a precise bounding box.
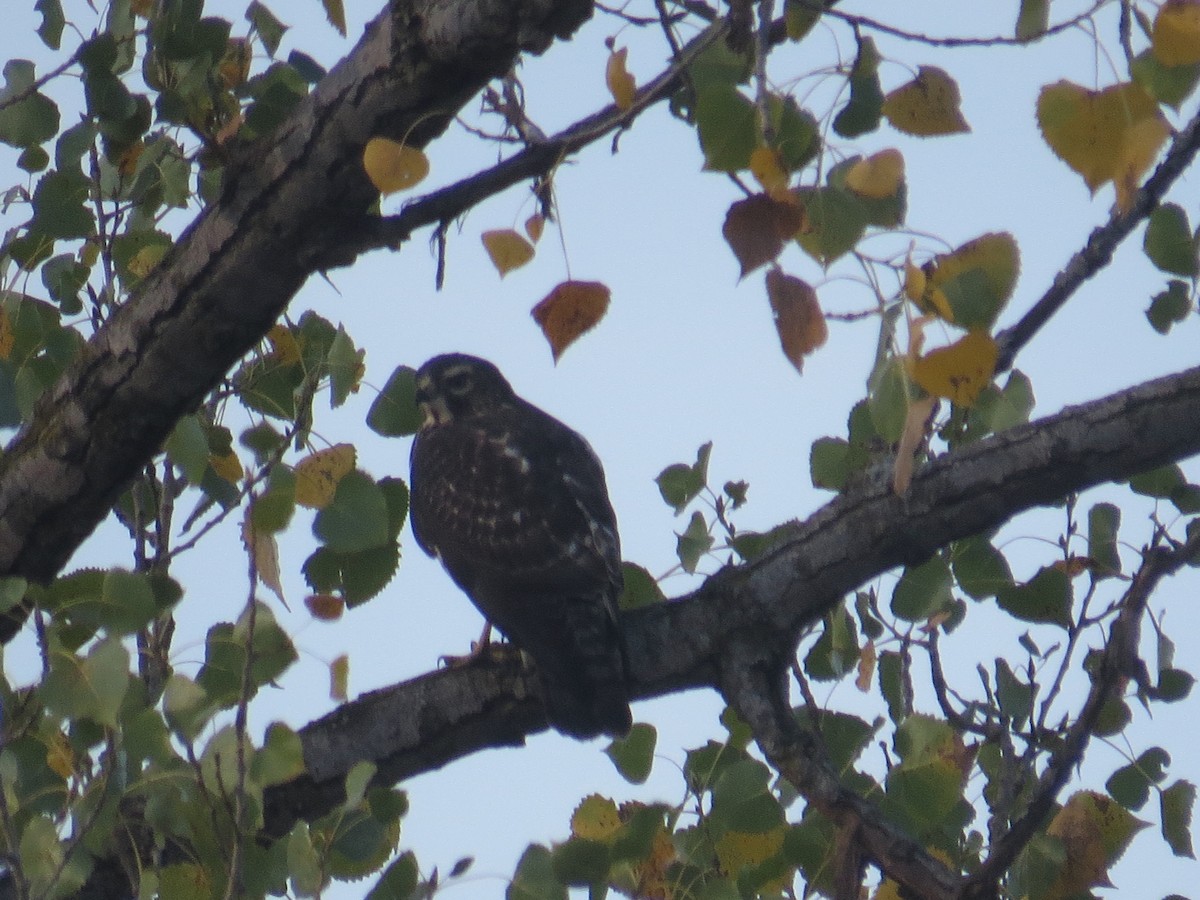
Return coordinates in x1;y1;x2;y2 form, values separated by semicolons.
262;363;1200;870
0;0;595;638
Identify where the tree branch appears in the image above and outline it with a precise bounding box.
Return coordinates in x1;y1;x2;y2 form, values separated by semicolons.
0;0;596;639
260;363;1200;885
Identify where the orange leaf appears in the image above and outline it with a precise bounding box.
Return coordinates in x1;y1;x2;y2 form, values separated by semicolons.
844;148;905;198
606;47;637;111
362;137;429;194
765;269;827;373
481;229;535;277
294;444;357;509
525;213;545;243
856;640;876;692
305;594;345;621
1037;81;1169;212
1154;0;1200;66
910;332;998;407
883;67;970;136
723;194;806;278
531;281;611;361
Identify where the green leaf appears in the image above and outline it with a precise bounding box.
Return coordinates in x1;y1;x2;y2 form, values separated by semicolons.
41;253;89;314
883;759;964;834
112;229;172;286
794;708;877;772
252;466;297;534
1161;780;1196;857
313;470;390;552
810;436;853;492
17;146;49;173
1147;280;1193;334
769;94;819;171
891;555;953;621
288;823;324;897
833;36;883;137
1144;203;1199;277
510;844;567;900
327;325;363;409
804;605;859;680
676;510;713;573
996;565;1072;627
29;168;92;239
878;650;907;721
783;0;820;40
617;563;664;609
1093;697;1132;736
1156;667;1195;702
951;535;1013;599
44;635;131;727
995;659;1033;727
1132;50;1200;110
1130;463;1186;498
606;723;657;784
656;441;711;513
0;60;60;148
247;1;289;57
1107;747;1170;810
35;0;65;49
163;673;214;741
695;86;758;172
367;365;422;437
552;838;610;887
795;186;867;266
867;356;911;444
367;851;419;900
252;723;305;786
166;414;211;484
1015;0;1049;40
1088;502;1121;578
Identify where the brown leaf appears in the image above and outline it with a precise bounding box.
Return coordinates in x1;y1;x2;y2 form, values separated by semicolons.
525;213;545;243
893;395;936;495
330;654;349;701
531;281;611;361
305;594;345;622
723;194;806;278
765;269;827;373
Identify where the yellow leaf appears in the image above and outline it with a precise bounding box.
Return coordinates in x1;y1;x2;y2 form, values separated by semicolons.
910;332;998;407
919;232;1020;326
571;794;622;842
1037;81;1169;212
305;594;345;621
481;229;535;277
845;148;905;199
531;280;611;361
45;731;74;780
714;828;788;892
749;146;790;198
606;47;637;111
1154;0;1200;66
294;444;357;509
330;654;349;701
362;137;429;194
128;243;168;278
266;324;302;365
765;268;827;373
0;306;14;361
855;640;876;692
208;449;244;485
883;66;971;136
525;213;545;243
218;38;252;89
903;258;927;304
323;0;347;35
1046;791;1149;898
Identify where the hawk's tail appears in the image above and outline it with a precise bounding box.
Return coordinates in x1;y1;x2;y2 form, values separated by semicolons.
534;591;632;740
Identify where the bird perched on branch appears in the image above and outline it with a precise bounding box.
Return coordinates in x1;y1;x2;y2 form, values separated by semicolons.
409;353;632;739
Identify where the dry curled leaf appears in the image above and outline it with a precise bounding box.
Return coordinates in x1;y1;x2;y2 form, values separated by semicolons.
606;47;636;110
531;280;611;361
765;269;827;373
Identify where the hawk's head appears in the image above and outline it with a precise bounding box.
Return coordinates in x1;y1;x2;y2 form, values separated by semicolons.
414;354;516;427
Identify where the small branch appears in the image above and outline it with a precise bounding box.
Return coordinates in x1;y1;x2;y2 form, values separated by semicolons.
996;105;1200;371
963;529;1200;896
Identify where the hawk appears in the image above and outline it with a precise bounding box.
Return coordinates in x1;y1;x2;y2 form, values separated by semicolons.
409;353;632;739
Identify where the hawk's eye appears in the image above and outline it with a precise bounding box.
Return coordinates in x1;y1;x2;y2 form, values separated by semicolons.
442;370;474;396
